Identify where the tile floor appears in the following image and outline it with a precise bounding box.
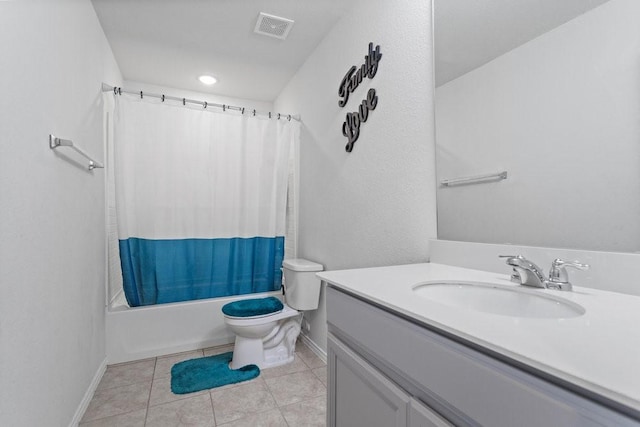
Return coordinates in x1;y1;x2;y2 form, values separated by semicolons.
80;340;327;426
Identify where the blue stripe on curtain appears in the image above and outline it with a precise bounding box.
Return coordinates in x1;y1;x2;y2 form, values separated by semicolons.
119;236;284;307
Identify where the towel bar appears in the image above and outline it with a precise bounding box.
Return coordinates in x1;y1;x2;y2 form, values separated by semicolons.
49;135;104;170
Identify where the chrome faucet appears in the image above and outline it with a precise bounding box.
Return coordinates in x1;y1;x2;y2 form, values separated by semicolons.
500;255;547;288
499;255;589;291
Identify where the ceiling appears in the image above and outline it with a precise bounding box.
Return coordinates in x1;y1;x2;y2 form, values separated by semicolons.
93;1;613;98
434;0;610;86
91;0;356;102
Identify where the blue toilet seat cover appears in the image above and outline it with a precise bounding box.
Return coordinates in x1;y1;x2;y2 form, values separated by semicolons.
222;297;284;317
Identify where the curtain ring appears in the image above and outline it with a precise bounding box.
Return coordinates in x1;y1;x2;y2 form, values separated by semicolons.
183;98;186;106
140;91;143;99
223;104;226;112
277;113;281;120
288;115;291;121
241;107;245;114
118;87;122;95
161;94;165;102
269;112;272;119
204;101;208;109
253;109;256;117
113;87;117;95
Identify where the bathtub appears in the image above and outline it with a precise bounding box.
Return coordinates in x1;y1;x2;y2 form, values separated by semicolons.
106;290;282;364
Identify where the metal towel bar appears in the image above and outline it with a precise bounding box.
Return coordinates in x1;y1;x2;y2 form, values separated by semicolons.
49;135;104;170
441;171;507;187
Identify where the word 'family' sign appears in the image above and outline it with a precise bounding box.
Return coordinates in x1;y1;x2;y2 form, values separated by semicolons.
339;42;382;152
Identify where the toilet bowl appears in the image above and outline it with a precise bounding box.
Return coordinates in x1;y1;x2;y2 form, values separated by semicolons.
222;258;323;370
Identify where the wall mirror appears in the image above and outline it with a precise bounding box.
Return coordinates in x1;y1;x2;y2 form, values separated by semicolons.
434;0;640;253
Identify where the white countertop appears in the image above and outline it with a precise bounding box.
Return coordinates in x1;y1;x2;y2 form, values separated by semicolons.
318;262;640;413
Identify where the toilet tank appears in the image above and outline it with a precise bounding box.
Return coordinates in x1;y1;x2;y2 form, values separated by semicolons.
282;258;324;311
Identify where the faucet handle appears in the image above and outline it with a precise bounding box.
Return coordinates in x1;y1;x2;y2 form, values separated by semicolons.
548;258;590;287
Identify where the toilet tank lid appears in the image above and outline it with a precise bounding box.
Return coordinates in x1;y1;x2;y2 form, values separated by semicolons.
282;258;324;272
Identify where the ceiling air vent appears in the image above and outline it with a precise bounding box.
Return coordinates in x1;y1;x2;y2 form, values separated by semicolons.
254;12;294;40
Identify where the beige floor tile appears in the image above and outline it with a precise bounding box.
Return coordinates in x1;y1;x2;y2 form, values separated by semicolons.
260;355;309;379
312;366;327;386
211;380;278;424
149;376;209;406
203;344;234;357
296;344;326;369
97;359;155;390
78;409;146;427
217;408;288;427
154;350;204;380
146;394;214;427
82;344;329;427
281;395;327;427
81;382;151;423
265;370;326;407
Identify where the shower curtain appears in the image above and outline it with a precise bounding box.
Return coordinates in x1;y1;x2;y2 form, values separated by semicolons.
112;95;298;307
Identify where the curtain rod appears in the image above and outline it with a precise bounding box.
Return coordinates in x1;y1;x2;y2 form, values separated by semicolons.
101;83;301;122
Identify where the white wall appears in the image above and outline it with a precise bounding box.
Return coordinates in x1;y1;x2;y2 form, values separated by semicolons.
0;1;121;425
275;0;437;351
436;0;640;252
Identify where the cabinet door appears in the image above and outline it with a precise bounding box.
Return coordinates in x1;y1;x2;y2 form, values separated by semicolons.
328;334;409;427
409;398;453;427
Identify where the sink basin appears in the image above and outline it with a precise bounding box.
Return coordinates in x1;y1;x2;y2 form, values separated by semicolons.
413;281;585;319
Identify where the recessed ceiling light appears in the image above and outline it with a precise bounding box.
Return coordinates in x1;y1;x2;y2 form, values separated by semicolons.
198;75;217;85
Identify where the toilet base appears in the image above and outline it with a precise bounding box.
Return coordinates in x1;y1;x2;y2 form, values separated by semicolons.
229;317;301;370
230;335;265;370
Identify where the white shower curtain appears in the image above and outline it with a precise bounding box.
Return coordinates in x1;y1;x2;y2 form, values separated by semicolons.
111;95;298;306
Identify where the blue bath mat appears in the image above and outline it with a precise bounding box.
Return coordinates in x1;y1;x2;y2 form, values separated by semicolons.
171;352;260;394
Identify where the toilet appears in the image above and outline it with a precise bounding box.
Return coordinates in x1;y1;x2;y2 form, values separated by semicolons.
222;258;324;369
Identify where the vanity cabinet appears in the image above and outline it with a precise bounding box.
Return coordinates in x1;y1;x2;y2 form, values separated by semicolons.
326;286;638;427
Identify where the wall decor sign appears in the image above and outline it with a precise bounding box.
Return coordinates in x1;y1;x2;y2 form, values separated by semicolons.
339;42;382;152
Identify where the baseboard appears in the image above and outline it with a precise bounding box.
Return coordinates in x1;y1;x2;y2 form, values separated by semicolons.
108;337;235;364
300;333;327;364
69;357;107;427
